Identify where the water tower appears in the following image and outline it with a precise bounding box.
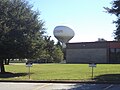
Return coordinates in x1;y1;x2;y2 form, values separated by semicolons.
53;26;75;48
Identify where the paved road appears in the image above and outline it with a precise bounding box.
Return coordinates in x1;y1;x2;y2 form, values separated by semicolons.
0;82;120;90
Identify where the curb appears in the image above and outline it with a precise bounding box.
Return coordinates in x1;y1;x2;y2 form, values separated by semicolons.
0;80;120;84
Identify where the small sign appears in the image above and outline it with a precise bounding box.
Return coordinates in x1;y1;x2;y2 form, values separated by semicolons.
26;62;33;67
89;64;96;67
26;62;33;79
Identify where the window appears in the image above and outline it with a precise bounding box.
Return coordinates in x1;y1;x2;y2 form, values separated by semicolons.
109;48;120;63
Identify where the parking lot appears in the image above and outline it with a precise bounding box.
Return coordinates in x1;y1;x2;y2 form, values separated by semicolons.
0;82;120;90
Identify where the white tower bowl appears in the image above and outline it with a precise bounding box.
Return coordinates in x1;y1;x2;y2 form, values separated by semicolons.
53;26;75;48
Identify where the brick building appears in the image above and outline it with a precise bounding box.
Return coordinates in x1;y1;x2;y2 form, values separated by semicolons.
66;41;120;64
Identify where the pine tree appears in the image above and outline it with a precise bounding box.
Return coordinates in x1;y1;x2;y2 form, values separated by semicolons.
104;0;120;40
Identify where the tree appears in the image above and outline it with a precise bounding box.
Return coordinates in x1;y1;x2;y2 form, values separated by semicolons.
0;0;45;72
104;0;120;40
43;36;55;62
52;46;63;63
56;41;62;50
42;36;63;63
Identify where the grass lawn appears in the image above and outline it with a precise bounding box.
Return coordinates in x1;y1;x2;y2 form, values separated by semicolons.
1;64;120;81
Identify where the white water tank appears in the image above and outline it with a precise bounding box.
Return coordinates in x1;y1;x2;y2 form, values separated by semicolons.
53;26;75;48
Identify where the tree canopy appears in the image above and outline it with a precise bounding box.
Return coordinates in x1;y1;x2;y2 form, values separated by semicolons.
104;0;120;40
41;36;63;63
0;0;45;72
0;0;64;73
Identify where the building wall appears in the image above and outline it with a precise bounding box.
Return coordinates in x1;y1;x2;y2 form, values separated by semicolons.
66;42;109;64
66;41;120;64
66;48;107;64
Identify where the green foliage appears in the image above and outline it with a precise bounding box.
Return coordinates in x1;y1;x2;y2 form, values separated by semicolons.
0;0;45;59
43;36;54;62
0;0;45;72
42;36;63;63
105;0;120;40
52;47;63;63
0;0;63;66
56;41;62;50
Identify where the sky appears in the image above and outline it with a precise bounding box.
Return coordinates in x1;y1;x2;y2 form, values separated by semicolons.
27;0;116;43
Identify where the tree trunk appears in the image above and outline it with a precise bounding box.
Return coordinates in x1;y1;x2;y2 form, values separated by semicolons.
4;59;7;65
4;59;10;65
0;59;5;73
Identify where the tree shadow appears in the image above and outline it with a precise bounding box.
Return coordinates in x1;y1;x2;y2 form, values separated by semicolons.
94;74;120;81
0;72;30;78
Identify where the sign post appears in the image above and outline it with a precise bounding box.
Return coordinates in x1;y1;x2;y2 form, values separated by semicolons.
26;62;32;80
89;63;96;80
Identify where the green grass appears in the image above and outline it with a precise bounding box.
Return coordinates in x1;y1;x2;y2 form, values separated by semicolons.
1;64;120;81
